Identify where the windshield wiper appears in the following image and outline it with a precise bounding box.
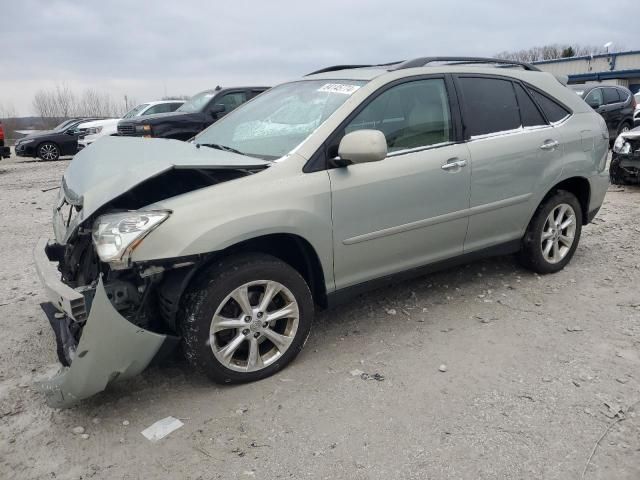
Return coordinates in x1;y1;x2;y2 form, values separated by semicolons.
196;143;246;156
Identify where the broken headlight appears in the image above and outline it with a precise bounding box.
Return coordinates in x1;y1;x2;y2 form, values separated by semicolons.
613;135;631;155
92;210;170;268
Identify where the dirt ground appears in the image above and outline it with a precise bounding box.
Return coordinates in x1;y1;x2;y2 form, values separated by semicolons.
0;154;639;480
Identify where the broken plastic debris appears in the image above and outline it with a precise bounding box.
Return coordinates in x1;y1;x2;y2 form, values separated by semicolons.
141;416;184;442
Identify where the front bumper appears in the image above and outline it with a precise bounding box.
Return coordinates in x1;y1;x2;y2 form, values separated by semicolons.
34;238;175;408
15;142;36;157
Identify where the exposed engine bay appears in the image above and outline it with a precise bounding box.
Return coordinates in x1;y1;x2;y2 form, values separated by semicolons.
610;129;640;185
50;165;265;366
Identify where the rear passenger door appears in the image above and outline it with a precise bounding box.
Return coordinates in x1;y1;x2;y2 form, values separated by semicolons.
455;75;565;253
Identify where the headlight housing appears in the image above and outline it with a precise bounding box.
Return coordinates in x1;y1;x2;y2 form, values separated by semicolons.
17;138;34;145
87;126;103;135
135;124;152;134
613;135;631;154
92;210;170;268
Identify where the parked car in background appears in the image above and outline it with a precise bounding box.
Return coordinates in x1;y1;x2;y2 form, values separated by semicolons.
116;86;268;140
0;122;10;159
77;100;185;150
34;57;609;407
14;118;101;161
634;91;640;127
610;125;640;184
570;84;636;140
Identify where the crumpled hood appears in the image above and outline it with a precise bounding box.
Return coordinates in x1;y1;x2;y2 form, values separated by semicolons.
62;135;269;224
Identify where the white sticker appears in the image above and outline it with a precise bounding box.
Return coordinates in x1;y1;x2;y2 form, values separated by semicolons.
317;83;361;95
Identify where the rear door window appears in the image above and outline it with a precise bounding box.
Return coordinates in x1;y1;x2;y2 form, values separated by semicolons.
457;77;520;137
344;78;453;152
603;88;620;105
514;83;547;127
527;88;571;123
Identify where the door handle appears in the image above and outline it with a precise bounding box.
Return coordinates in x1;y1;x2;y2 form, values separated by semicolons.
539;140;559;151
441;158;467;170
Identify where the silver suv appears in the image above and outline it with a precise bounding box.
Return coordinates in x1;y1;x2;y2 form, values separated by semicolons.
35;57;609;407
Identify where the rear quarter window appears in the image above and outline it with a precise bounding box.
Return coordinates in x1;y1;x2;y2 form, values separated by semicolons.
617;89;629;102
527;88;571;123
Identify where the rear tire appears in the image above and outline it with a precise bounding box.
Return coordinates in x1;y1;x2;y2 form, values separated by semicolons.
38;142;60;161
518;190;582;274
179;253;314;384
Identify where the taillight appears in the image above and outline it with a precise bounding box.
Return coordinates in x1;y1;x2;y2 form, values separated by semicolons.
0;124;4;141
631;95;637;110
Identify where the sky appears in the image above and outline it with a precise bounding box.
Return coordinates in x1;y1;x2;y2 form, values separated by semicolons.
0;0;636;116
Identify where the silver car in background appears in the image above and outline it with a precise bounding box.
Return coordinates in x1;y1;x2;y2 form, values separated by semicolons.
34;57;609;407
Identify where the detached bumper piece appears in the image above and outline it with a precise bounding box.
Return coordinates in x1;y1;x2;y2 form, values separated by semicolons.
0;146;9;158
34;238;175;408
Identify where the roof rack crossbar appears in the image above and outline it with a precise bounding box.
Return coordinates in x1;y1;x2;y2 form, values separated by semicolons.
305;61;403;76
392;57;541;72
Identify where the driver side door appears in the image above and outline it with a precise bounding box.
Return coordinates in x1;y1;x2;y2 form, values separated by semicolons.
328;77;471;290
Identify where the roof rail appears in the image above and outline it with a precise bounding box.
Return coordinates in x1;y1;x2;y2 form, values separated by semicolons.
305;61;403;76
392;56;541;72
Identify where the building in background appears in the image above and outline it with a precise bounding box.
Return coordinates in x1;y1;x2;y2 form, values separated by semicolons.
533;50;640;94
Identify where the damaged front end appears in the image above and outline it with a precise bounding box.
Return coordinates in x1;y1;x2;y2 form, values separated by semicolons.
34;136;270;407
611;129;640;185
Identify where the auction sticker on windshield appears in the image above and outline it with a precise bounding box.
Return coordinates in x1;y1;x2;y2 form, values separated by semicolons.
317;83;361;95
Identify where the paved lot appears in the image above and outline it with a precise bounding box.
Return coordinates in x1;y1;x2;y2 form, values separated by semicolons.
0;154;639;480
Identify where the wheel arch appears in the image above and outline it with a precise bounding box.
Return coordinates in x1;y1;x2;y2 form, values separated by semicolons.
220;233;328;308
164;233;328;315
540;176;591;225
36;140;60;159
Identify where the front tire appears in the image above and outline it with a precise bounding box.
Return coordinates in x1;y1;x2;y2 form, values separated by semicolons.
38;142;60;161
518;190;582;274
179;253;314;384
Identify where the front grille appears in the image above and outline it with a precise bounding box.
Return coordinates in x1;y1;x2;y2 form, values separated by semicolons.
118;124;136;136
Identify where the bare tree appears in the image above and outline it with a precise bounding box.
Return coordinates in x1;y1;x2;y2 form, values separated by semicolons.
55;83;76;118
32;83;132;123
32;90;60;127
495;44;613;62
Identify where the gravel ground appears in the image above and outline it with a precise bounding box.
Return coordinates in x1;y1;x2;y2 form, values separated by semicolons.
0;154;639;480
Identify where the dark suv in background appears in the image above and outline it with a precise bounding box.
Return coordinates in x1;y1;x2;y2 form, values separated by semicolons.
116;86;268;140
570;84;636;140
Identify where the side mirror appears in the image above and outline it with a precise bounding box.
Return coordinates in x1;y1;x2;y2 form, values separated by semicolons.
210;104;226;117
586;99;601;109
338;130;387;165
66;129;77;135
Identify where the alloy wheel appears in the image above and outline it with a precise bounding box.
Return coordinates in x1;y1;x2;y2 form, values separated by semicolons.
209;280;299;372
540;203;577;264
39;144;59;161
